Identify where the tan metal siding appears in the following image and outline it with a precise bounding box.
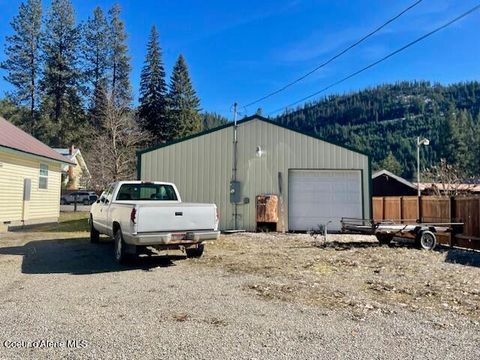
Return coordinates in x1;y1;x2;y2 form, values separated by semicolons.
140;118;370;231
0;150;62;223
141;128;235;230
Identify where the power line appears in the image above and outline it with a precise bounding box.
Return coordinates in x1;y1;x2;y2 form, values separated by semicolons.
268;3;480;116
244;0;424;109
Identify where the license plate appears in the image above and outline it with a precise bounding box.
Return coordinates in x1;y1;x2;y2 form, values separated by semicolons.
171;233;186;240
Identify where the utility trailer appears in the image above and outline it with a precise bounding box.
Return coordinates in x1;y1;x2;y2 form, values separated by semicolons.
341;217;464;250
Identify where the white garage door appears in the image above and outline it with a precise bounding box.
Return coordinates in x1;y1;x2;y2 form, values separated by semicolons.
288;170;363;231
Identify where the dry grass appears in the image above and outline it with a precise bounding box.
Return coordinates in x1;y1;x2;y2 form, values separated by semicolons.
0;212;90;246
197;233;480;320
30;211;89;233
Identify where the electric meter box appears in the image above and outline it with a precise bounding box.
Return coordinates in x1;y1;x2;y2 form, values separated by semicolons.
230;181;241;204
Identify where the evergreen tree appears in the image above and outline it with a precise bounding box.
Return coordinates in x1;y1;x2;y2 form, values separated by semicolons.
168;54;201;139
82;6;110;127
380;151;403;175
201;112;228;130
138;26;169;141
439;107;465;167
459;109;477;176
471;114;480;177
89;79;109;129
40;0;84;146
0;99;30;128
1;0;42;133
108;4;131;106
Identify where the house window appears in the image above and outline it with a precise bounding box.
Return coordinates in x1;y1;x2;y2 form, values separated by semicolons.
39;164;48;189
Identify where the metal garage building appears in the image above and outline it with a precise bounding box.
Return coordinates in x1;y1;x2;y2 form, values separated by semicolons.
137;115;371;232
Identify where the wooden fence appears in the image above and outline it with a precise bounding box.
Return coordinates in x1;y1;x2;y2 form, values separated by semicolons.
373;196;480;250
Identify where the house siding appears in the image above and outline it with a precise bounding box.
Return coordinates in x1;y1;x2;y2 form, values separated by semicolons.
140;118;370;231
0;149;62;225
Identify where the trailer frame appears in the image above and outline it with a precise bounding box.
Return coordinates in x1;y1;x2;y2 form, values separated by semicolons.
341;217;464;250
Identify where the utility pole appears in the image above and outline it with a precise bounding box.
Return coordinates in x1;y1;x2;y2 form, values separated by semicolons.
232;102;238;181
416;136;430;196
417;136;421;198
416;136;430;221
232;102;238;230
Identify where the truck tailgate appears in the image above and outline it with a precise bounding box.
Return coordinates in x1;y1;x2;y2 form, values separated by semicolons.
136;203;217;233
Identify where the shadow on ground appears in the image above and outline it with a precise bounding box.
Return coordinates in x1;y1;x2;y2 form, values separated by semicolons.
0;238;186;275
291;237;419;251
441;248;480;267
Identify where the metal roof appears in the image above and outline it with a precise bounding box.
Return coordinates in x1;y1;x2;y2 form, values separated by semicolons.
137;115;370;157
0;117;75;164
415;182;480;193
372;169;417;190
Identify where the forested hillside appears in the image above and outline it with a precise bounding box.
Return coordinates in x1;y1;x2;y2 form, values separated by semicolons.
275;81;480;179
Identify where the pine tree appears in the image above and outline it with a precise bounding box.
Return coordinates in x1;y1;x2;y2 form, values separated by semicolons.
82;6;110;127
201;112;228;130
439;107;461;165
380;151;402;175
89;79;109;129
108;4;131;106
0;99;30;127
471;114;480;177
1;0;42;133
459;109;477;176
138;26;169;141
40;0;84;146
168;54;201;139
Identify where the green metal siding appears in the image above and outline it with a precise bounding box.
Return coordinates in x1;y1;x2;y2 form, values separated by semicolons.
139;118;370;231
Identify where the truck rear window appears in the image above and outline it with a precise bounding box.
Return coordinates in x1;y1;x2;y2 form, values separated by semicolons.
116;184;178;201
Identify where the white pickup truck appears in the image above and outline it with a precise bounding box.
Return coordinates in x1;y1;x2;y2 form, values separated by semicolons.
89;181;220;263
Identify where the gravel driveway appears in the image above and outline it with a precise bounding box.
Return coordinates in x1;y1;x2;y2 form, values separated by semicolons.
0;231;479;359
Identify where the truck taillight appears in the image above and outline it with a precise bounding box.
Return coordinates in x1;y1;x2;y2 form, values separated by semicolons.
130;208;137;224
215;207;219;223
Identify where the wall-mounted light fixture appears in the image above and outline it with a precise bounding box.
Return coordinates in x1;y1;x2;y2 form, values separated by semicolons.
256;146;264;158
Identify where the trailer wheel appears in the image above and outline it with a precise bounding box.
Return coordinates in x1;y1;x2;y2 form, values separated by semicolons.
418;231;437;250
376;234;393;246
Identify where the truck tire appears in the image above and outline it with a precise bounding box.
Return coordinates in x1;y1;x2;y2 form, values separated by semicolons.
90;217;100;243
376;233;393;246
114;228;130;264
186;243;204;258
418;230;437;250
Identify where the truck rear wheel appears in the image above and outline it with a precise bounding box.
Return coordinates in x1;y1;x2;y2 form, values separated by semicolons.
90;217;100;243
186;243;204;258
114;229;130;264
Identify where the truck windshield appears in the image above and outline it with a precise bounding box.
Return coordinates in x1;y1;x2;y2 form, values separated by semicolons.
116;183;178;201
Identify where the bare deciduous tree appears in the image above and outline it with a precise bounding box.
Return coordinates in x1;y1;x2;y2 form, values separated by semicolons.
86;94;150;191
422;159;474;197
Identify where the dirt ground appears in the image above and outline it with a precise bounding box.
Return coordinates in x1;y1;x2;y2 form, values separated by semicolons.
0;215;479;358
196;232;480;322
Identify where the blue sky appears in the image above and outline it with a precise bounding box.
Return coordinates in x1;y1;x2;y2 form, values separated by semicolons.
0;0;479;118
